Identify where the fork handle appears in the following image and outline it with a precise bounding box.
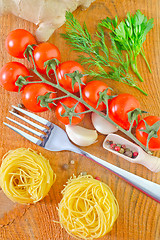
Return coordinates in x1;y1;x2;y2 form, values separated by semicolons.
72;147;160;203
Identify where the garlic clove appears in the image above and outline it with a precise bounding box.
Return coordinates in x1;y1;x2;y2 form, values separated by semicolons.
65;125;98;147
91;112;118;135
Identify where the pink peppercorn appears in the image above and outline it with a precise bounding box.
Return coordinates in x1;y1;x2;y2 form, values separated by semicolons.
110;143;116;149
95;176;100;181
121;145;126;149
132;152;138;158
115;146;121;152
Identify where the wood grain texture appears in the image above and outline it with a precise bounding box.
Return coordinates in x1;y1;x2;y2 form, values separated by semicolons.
0;0;160;239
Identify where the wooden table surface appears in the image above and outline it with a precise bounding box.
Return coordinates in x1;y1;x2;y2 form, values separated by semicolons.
0;0;160;239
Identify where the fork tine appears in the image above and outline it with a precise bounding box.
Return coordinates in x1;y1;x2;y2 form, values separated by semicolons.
12;106;52;126
9;111;48;132
3;122;42;145
6;117;44;137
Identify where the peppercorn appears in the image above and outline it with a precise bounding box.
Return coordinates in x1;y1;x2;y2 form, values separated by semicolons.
18;103;25;108
121;145;126;149
70;160;75;165
110;143;116;149
124;150;133;158
62;164;69;170
119;148;125;154
125;148;130;152
11;108;19;114
132;152;138;158
106;140;113;145
115;146;121;152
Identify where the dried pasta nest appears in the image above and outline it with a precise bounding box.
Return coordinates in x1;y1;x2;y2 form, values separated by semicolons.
0;148;56;204
57;174;119;240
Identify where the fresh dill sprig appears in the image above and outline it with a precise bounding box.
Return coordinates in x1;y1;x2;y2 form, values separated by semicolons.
62;11;147;95
100;10;154;82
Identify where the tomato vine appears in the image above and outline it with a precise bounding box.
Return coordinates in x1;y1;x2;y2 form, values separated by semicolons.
15;47;154;153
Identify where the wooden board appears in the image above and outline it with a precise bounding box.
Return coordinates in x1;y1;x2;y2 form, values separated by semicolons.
0;0;160;239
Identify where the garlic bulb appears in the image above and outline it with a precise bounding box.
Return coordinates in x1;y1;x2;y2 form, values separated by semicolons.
0;0;95;42
66;125;98;146
91;112;118;135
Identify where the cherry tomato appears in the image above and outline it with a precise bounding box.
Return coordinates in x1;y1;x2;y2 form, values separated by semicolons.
33;43;61;74
56;61;86;93
108;93;140;130
82;81;111;111
22;83;56;112
136;116;160;151
0;62;30;92
5;29;37;58
56;97;85;125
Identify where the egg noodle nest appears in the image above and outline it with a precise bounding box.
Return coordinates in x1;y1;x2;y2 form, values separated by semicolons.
0;148;55;204
57;174;119;239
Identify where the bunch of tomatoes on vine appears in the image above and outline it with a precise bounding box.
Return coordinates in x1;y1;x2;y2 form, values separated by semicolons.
0;29;160;152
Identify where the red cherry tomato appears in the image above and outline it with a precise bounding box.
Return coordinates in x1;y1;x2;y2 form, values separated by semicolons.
136;116;160;151
33;43;61;74
22;83;56;112
0;62;30;92
108;93;140;130
5;29;37;58
56;97;85;125
56;61;86;93
82;81;111;111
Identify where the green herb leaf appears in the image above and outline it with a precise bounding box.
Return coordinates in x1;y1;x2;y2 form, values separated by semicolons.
100;10;154;81
62;11;147;95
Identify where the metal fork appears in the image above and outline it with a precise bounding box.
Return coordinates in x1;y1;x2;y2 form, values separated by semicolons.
3;105;160;203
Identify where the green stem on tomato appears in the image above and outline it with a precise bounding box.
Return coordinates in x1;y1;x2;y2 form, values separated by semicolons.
76;76;83;98
26;81;42;84
128;120;134;133
104;99;109;116
31;67;150;153
78;109;92;115
50;62;60;86
146;130;155;151
51;95;70;102
29;50;37;70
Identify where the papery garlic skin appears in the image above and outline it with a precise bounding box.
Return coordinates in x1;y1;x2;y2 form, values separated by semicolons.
92;112;118;135
0;0;95;41
66;125;98;147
